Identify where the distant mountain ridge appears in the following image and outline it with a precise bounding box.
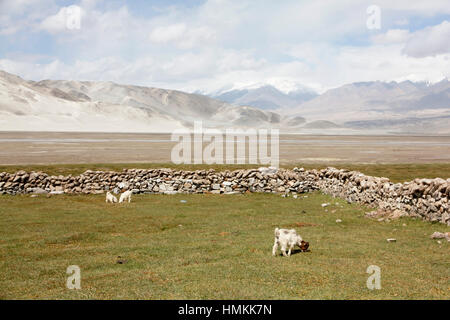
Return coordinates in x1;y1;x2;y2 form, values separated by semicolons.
288;79;450;134
209;84;318;110
0;70;283;132
0;70;448;134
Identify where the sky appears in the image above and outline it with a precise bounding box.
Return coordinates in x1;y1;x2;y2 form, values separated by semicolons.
1;0;450;93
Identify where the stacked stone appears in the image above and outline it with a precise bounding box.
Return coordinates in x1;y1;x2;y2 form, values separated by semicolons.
0;168;317;196
315;167;449;225
0;167;448;225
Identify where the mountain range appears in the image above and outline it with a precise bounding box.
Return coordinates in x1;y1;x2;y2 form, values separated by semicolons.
0;70;448;134
0;70;281;132
210;80;450;134
290;80;450;134
209;84;318;110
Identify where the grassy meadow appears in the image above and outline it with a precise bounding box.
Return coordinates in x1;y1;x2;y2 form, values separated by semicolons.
0;191;448;299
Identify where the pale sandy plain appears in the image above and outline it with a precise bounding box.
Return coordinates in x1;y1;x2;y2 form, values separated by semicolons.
0;132;449;165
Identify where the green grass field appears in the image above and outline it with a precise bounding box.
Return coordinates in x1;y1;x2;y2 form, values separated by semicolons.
0;191;448;299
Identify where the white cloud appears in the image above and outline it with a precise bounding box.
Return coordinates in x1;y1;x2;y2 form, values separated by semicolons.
284;43;337;65
0;25;21;36
379;0;450;15
402;21;450;57
334;45;450;85
0;0;45;14
372;29;412;44
394;18;409;26
149;24;187;43
40;5;83;34
217;50;266;72
149;24;216;49
370;21;450;59
0;0;57;35
2;0;450;94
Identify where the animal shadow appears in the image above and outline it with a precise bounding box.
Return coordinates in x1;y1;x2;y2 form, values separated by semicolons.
276;248;310;256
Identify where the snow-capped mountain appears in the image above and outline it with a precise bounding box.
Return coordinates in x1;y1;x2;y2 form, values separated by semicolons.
289;80;450;134
209;83;318;110
0;70;449;134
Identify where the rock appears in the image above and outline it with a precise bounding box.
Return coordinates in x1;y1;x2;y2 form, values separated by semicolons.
386;238;396;242
49;190;64;195
430;232;450;241
32;187;48;194
430;232;445;239
336;219;342;223
258;166;278;175
117;182;128;189
164;191;178;195
390;209;406;219
321;203;330;208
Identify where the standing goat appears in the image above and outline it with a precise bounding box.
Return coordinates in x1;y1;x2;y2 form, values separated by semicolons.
272;228;309;257
119;190;133;203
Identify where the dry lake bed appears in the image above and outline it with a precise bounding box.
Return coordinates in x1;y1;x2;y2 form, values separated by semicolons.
0;131;449;165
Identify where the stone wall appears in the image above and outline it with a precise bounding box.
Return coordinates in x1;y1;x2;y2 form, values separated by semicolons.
314;167;449;225
0;167;448;225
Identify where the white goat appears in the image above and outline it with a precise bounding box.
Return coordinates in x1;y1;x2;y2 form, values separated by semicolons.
272;228;309;257
119;190;133;203
105;191;118;203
